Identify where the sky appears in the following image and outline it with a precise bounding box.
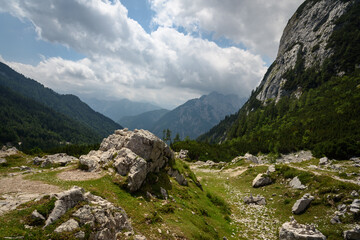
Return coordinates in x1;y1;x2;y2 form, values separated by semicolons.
0;0;303;109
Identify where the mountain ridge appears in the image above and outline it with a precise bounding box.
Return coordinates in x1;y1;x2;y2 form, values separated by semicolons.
0;62;122;138
198;0;360;159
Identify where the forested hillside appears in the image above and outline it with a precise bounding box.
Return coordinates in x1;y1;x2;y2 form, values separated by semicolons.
0;62;122;137
0;86;100;151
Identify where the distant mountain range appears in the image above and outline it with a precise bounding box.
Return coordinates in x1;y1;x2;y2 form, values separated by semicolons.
83;98;162;122
119;92;246;140
118;109;170;131
0;62;122;150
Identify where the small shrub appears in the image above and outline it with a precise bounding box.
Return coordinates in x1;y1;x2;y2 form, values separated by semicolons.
283;199;291;205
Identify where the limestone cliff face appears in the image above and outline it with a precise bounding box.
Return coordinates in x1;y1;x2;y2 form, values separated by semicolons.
256;0;352;102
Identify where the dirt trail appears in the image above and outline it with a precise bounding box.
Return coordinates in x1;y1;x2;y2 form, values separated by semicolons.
57;169;104;181
0;174;62;215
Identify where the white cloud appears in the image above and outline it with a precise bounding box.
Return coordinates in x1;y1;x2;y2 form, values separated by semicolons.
150;0;304;60
0;0;285;108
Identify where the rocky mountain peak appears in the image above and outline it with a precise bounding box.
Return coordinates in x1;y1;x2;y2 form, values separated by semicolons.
256;0;352;103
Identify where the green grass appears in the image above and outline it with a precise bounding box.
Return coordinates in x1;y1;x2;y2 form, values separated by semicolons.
0;159;233;239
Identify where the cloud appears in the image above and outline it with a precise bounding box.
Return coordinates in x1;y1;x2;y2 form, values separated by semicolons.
150;0;304;60
0;0;274;108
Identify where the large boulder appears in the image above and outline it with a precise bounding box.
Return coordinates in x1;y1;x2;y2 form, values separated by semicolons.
344;225;360;240
252;173;273;188
279;218;326;240
79;129;174;192
292;193;315;215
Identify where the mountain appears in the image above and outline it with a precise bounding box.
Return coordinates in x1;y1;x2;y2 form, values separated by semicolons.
151;92;247;140
118;109;170;130
0;62;122;138
199;0;360;159
0;86;100;150
83;98;162;122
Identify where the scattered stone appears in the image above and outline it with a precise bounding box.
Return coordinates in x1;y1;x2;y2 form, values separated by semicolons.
160;187;168;200
350;199;360;214
54;218;79;233
168;168;188;186
134;235;147;240
289;176;306;190
44;186;85;227
0;158;7;165
33;153;77;168
146;192;155;200
74;231;85;239
292;193;315;215
178;149;188;160
79;129;174;192
243;194;266;205
319;157;330;166
338;204;347;212
344;225;360;240
205;160;216;166
330;215;341;224
351;190;359;197
279;218;326;240
267;165;276;173
252;173;272;188
31;210;45;223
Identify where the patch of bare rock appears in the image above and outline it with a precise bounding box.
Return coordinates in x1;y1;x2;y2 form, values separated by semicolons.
0;146;19;158
79;129;186;192
30;186;145;240
33;153;77;168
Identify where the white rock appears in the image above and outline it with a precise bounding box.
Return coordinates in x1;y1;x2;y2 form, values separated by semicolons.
54;219;79;233
292;193;315;214
252;174;272;188
279;218;326;240
289;176;306;190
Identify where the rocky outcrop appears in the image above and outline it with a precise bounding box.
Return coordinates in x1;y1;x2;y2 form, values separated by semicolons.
292;193;315;214
33;153;77;168
290;176;306;190
0;146;19;158
44;186;85;227
80;129;175;192
344;225;360;240
252;173;273;188
256;0;351;103
40;187;133;239
279;218;326;240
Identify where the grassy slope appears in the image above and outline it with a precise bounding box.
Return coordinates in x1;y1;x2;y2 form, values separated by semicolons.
0;156;234;240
